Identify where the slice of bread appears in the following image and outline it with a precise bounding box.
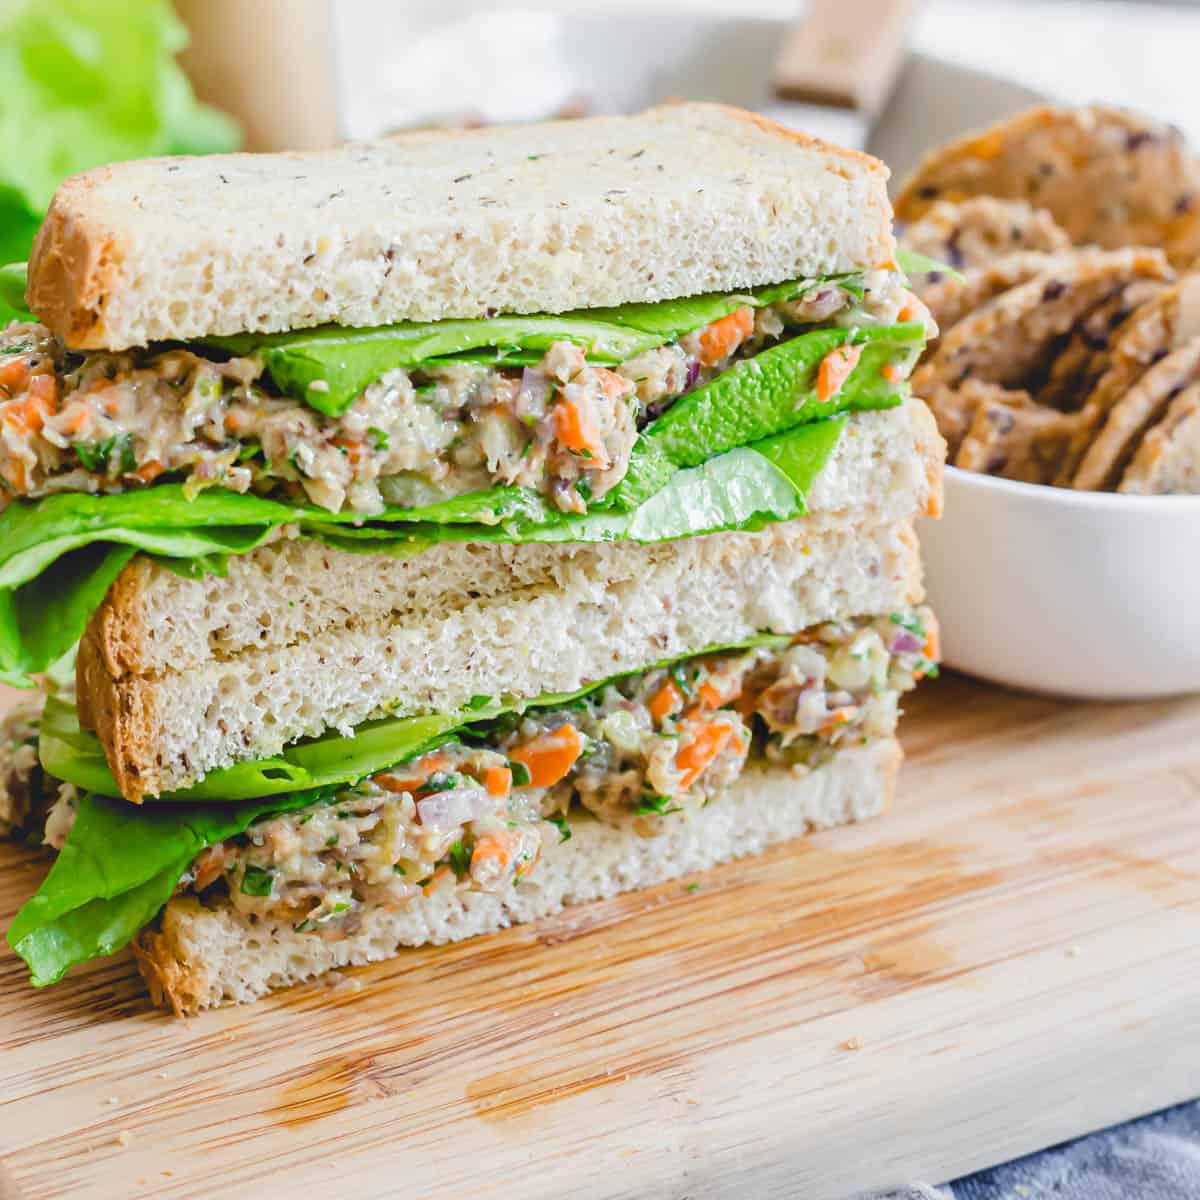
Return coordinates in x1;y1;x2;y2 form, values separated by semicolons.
133;739;900;1014
28;103;894;351
87;401;944;680
79;514;923;800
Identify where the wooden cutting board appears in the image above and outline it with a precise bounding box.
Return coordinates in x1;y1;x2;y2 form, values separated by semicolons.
2;674;1199;1200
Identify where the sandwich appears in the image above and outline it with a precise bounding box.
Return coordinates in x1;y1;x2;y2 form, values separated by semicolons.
0;103;944;1011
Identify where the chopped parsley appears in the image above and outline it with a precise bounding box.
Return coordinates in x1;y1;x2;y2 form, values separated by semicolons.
508;760;532;788
670;662;693;695
240;866;275;897
636;794;682;816
422;772;462;793
368;426;390;451
890;612;924;636
76;433;137;475
447;840;472;877
465;694;494;711
546;814;572;843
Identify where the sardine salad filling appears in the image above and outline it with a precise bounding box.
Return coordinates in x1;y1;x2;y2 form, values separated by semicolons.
0;692;78;843
0;270;927;516
31;609;936;935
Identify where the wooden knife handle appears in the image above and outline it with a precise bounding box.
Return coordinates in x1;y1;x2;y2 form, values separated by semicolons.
773;0;919;116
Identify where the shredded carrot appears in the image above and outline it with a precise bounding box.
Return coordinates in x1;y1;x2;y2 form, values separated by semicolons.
224;411;246;435
373;750;451;793
697;306;754;367
59;405;91;436
508;724;583;788
594;367;629;400
2;460;27;492
333;436;366;466
134;460;165;483
881;362;902;385
0;357;31;396
897;301;919;322
916;625;941;678
674;721;735;792
483;765;512;798
817;706;858;738
422;865;455;897
877;257;898;271
697;680;725;709
470;830;522;875
648;680;684;723
552;399;608;463
515;844;541;879
2;382;55;433
816;343;863;403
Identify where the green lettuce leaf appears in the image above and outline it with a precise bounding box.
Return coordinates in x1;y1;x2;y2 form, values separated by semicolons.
895;246;965;283
208;272;869;416
0;254;34;325
0;419;844;684
16;633;790;985
605;322;921;509
0;0;240;309
209;316;666;418
8;789;319;988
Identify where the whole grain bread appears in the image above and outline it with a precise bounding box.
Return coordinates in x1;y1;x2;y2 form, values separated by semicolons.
28;103;894;351
133;740;900;1013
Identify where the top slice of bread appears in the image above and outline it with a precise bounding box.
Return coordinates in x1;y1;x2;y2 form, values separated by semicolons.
28;103;894;350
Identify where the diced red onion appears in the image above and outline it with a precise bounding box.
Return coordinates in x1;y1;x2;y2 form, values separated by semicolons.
684;359;702;390
891;631;923;654
517;367;550;419
416;787;490;830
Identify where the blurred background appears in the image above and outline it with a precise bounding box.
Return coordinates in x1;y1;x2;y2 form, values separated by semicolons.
5;0;1200;324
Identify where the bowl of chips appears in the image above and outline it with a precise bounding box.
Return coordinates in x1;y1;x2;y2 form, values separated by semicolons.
897;103;1200;696
920;468;1200;698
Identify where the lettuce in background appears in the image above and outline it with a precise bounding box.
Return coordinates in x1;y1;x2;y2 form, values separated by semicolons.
0;0;240;321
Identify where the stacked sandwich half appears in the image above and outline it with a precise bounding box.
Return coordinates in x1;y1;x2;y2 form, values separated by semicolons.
0;104;944;1012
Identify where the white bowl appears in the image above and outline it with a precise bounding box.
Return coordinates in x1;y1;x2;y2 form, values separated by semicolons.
918;467;1200;700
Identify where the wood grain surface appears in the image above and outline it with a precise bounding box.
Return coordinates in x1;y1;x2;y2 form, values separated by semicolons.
2;673;1199;1200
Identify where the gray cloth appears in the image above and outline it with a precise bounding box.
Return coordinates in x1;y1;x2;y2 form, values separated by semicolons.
868;1100;1200;1200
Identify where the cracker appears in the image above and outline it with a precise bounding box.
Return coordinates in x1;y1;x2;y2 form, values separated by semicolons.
1072;337;1200;489
1055;275;1200;482
927;379;1034;457
895;105;1200;266
912;247;1172;396
1038;279;1167;411
918;250;1077;337
955;395;1080;484
1119;381;1200;494
901;197;1071;273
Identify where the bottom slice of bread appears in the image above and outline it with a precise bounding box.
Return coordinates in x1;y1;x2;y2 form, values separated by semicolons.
133;739;900;1013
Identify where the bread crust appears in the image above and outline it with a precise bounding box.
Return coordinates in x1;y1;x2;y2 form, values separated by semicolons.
76;625;156;803
26;189;123;348
28;103;893;350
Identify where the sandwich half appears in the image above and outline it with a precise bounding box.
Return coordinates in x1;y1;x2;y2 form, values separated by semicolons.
0;103;932;689
2;103;944;1011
